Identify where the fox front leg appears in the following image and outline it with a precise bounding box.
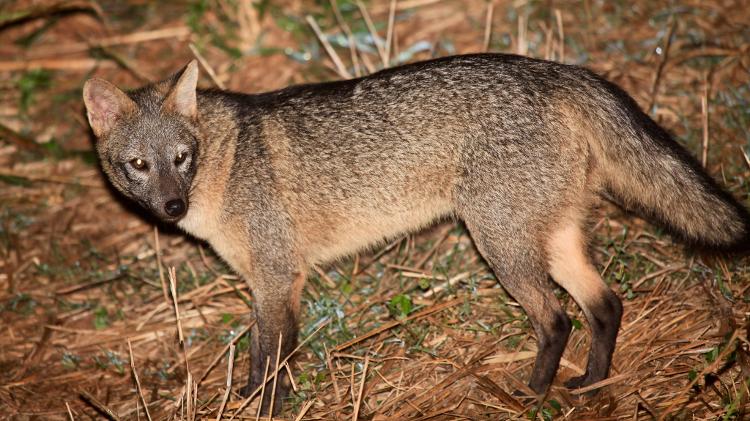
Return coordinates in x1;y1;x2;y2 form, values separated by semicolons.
235;243;306;415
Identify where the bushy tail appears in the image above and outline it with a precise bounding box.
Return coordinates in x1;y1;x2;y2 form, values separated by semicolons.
582;75;750;251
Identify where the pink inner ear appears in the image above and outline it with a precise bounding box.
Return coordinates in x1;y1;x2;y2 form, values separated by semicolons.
164;61;198;118
84;80;133;136
92;92;119;120
174;90;196;118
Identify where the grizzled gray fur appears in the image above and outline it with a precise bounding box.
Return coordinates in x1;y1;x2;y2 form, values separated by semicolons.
83;54;750;414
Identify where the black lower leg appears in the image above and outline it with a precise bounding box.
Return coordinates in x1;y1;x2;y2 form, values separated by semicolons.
565;290;622;390
528;308;572;394
240;306;299;415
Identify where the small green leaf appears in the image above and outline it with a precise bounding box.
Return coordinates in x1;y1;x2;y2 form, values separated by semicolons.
297;372;310;389
571;318;583;330
541;407;554;421
0;174;32;187
314;371;326;384
77;150;98;165
341;282;353;295
18;69;51;112
93;306;109;330
388;294;413;319
705;347;719;363
236;335;250;352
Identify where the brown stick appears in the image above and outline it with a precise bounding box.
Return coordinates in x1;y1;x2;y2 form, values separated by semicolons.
0;122;45;153
0;0;104;30
0;58;115;71
214;344;235;421
79;389;121;421
27;27;191;58
701;76;710;167
128;340;153;421
648;20;676;113
306;15;352;79
197;322;254;386
483;1;495;52
352;355;370;421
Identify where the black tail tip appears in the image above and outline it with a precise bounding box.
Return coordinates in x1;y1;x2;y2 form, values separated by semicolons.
718;197;750;254
725;230;750;254
709;213;750;255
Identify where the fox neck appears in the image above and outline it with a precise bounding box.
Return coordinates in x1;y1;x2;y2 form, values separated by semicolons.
177;95;238;242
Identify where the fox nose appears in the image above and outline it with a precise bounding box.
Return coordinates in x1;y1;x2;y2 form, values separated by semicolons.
164;199;186;217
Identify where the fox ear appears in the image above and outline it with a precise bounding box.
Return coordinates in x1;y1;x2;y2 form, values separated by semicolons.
82;78;135;138
163;60;199;119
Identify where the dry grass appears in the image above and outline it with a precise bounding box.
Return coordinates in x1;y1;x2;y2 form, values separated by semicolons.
1;0;750;419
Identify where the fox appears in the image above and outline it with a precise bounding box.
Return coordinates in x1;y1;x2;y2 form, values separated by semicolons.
82;53;750;414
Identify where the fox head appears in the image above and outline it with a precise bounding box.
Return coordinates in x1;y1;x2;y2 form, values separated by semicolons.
83;61;200;222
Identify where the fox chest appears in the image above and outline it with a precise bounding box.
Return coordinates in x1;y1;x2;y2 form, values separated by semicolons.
178;210;252;278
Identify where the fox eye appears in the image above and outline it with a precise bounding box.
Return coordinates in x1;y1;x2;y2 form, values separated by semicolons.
130;158;148;170
175;151;187;165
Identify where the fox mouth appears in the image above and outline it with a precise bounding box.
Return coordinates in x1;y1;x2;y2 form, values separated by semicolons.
160;213;186;223
160;209;188;223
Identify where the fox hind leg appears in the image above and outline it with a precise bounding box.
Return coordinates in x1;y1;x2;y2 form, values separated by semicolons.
547;217;623;390
461;214;572;395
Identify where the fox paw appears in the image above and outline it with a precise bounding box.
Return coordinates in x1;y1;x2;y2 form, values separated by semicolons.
239;378;289;416
564;375;603;398
510;389;537;406
564;374;588;390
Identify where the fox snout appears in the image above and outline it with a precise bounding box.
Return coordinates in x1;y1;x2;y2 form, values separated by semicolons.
148;194;189;222
150;176;190;222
